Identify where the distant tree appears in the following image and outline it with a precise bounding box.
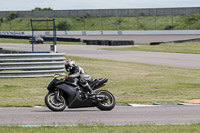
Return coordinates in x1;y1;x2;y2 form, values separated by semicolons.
57;21;72;30
7;12;18;20
82;13;91;19
164;25;176;30
0;18;3;23
115;18;125;30
32;7;53;11
42;7;53;11
33;7;42;11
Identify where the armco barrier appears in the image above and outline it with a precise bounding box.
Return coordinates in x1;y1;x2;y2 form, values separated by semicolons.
0;53;66;78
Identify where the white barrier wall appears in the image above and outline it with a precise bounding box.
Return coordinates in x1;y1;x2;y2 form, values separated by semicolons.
1;30;200;36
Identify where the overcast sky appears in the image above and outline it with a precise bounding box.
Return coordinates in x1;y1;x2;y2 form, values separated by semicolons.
0;0;199;11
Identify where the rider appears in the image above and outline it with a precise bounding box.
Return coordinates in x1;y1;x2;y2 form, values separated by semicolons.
65;59;94;95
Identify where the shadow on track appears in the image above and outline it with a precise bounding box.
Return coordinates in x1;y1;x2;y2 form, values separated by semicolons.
32;109;100;113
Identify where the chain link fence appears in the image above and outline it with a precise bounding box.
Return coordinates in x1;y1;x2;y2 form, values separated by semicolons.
0;14;200;31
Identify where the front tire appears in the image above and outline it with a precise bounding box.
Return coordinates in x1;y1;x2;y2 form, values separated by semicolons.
95;90;115;111
45;92;67;112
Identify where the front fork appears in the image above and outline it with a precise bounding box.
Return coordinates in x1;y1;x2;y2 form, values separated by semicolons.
55;89;62;102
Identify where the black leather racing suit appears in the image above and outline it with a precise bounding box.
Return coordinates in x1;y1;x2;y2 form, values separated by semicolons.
67;65;94;94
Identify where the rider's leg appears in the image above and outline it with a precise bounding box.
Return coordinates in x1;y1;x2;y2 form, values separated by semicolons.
80;81;94;95
85;82;94;95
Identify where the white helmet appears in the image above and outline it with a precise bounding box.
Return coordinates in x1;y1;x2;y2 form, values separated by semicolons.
65;59;75;72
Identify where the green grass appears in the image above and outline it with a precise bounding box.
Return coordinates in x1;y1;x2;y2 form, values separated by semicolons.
1;124;200;133
0;38;29;43
0;77;50;107
0;38;85;45
103;42;200;54
1;13;200;30
0;56;200;106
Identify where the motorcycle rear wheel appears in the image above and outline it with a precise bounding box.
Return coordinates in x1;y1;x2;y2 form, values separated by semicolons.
45;92;67;111
95;90;115;111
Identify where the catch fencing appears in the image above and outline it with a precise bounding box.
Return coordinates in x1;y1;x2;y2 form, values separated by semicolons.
0;7;200;17
0;53;66;78
0;7;200;31
0;15;200;31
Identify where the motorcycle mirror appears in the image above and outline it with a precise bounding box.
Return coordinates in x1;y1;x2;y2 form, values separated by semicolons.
53;74;61;78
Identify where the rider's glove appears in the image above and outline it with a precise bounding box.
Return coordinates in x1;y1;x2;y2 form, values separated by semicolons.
65;76;72;80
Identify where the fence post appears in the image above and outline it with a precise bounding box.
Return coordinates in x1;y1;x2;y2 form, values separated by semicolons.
83;18;86;30
137;16;139;29
10;21;11;30
46;21;49;29
188;16;190;29
154;16;157;30
171;16;173;26
27;18;30;30
101;16;103;31
119;17;122;30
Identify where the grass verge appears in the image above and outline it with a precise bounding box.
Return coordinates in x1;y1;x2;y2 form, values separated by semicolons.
0;56;200;106
1;124;200;133
102;42;200;54
0;38;85;45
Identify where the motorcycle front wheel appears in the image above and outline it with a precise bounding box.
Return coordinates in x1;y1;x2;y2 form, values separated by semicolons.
45;92;67;112
95;90;116;111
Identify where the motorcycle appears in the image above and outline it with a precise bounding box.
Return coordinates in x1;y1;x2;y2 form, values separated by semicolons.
45;74;115;111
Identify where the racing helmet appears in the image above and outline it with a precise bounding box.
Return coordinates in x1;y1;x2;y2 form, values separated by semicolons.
65;59;75;72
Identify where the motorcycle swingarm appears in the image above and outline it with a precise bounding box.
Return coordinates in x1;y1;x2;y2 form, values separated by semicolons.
93;94;109;102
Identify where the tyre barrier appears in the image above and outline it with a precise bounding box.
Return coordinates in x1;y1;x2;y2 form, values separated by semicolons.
0;35;81;43
149;42;162;45
0;53;66;78
150;38;200;45
0;47;25;54
83;40;134;46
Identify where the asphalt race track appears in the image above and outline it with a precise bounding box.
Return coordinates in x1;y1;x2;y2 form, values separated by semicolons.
1;106;200;125
0;35;200;125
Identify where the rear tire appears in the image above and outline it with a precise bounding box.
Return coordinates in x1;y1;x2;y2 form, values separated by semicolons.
95;90;115;111
45;92;67;112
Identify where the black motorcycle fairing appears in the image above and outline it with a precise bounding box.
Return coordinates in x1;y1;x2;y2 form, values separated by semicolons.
68;91;97;108
55;83;77;103
47;78;59;90
64;78;79;87
54;84;97;108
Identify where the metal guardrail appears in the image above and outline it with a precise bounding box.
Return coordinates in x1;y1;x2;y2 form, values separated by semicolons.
0;53;66;78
